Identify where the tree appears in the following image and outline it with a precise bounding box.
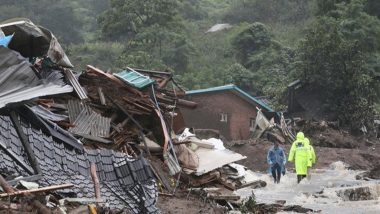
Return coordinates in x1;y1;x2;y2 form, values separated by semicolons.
0;0;84;44
98;0;181;42
232;22;272;66
297;0;379;130
315;0;350;16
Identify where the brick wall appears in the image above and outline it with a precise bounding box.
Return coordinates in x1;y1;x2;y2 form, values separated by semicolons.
181;91;258;140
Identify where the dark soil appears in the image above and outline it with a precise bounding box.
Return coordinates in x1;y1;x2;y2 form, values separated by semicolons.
157;190;225;214
227;126;380;172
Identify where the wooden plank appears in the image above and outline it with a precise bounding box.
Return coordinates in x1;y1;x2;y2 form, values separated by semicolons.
90;163;101;201
0;183;74;198
98;87;106;105
7;174;42;186
10;111;41;174
207;194;240;201
0;175;14;193
150;160;173;193
0;141;34;175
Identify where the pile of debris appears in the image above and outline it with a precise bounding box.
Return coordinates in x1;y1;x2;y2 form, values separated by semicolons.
0;18;271;213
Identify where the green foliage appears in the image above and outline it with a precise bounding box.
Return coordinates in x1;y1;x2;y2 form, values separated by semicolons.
67;42;125;71
240;192;257;213
2;0;380;122
365;0;380;18
117;50;166;71
315;0;350;16
223;63;253;90
232;23;272;66
231;22;294;110
0;0;84;44
297;0;380;129
224;0;313;25
98;0;181;41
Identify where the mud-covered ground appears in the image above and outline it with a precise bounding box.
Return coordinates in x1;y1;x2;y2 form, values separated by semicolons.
229;126;380;173
157;190;226;214
157;125;380;213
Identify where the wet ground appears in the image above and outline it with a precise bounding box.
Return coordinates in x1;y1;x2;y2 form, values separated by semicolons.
235;162;380;213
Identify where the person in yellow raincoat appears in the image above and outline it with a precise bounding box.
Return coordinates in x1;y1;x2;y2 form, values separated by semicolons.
304;137;316;166
288;132;312;183
304;137;316;180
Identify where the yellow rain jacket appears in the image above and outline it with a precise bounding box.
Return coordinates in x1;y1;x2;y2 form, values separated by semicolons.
304;138;316;165
288;132;312;175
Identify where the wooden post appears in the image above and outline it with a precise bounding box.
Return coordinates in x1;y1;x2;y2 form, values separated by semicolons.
9;111;41;174
90;163;101;201
0;175;15;193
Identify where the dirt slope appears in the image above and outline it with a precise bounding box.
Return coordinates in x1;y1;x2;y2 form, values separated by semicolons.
228;127;380;172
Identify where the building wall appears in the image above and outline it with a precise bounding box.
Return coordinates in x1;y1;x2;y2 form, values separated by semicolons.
181;91;258;140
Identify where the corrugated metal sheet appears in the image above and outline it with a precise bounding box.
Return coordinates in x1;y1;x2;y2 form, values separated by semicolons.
69;108;111;138
192;148;246;176
0;46;73;109
91;114;111;137
30;105;68;121
63;69;88;100
67;100;92;123
70;110;97;135
114;68;155;89
68;100;82;123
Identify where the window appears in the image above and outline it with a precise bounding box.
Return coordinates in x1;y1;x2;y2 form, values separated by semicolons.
249;117;256;131
220;113;228;122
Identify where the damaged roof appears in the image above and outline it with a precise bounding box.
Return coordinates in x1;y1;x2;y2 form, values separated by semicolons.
0;46;73;109
115;68;155;89
0;114;159;213
0;18;73;68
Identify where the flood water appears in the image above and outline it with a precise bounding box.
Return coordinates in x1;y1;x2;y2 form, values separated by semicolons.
235;162;380;213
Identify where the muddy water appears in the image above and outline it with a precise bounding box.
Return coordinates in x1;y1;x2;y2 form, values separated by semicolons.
235;162;380;213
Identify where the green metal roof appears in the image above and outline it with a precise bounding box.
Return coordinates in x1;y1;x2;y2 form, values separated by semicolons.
114;68;155;90
186;84;274;112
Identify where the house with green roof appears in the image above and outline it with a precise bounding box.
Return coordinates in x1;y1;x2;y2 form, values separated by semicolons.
181;84;275;140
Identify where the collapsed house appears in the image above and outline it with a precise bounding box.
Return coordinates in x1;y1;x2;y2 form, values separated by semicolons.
0;18;276;213
0;18;201;213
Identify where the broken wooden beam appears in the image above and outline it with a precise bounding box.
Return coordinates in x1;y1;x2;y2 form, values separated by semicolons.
7;174;43;186
98;87;106;105
0;175;15;193
0;183;74;198
207;194;240;201
10;111;42;174
0;141;34;175
90;163;101;201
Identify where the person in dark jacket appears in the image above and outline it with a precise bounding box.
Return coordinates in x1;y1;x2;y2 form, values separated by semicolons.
267;140;286;183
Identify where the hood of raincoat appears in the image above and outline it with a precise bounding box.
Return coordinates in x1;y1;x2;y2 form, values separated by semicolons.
296;132;305;140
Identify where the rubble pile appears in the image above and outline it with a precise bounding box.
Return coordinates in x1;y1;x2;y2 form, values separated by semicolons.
0;18;272;213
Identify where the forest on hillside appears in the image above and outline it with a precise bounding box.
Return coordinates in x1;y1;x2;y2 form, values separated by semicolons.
1;0;380;130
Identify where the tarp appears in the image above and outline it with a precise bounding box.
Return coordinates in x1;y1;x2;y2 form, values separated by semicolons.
0;34;13;47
